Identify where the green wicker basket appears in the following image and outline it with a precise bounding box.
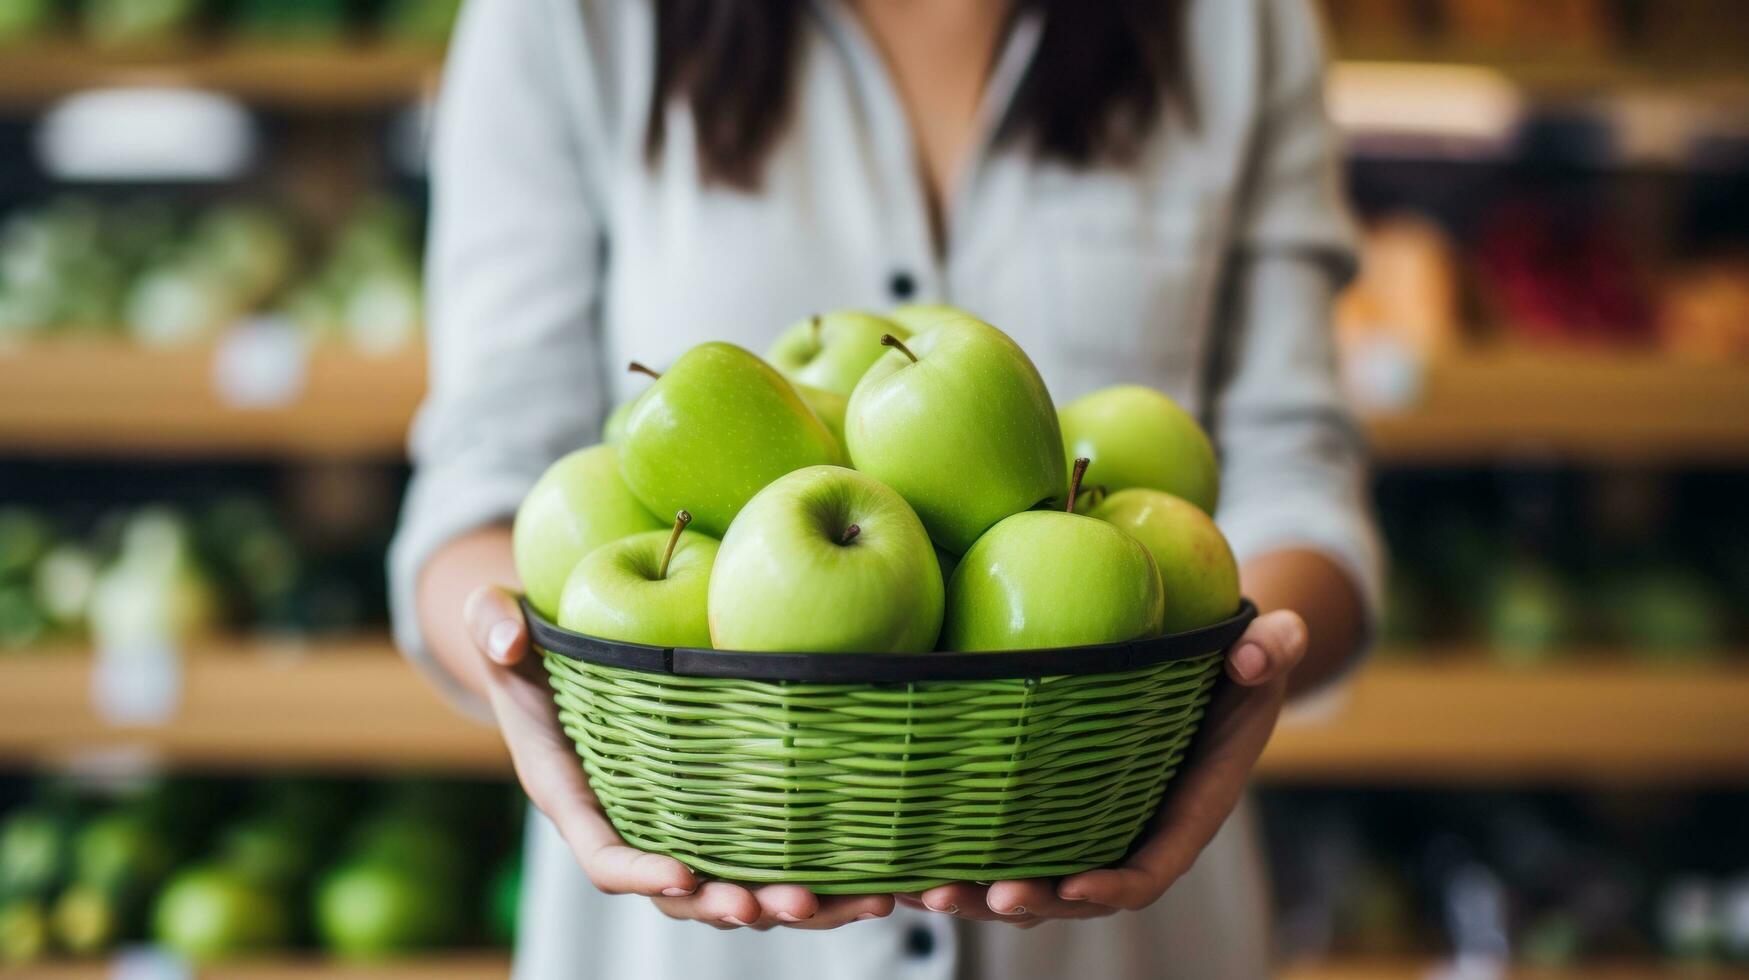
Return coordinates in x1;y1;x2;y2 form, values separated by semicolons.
527;599;1255;895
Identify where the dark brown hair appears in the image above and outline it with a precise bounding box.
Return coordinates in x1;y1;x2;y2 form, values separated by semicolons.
646;0;1193;190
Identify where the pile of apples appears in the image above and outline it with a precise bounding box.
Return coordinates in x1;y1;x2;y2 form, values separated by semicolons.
514;308;1240;653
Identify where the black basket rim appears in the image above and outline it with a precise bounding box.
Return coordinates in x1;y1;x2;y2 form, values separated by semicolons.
523;597;1256;683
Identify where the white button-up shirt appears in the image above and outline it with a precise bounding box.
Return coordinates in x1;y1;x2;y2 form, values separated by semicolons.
390;0;1382;976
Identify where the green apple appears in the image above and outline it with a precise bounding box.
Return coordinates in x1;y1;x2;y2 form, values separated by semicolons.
620;343;843;538
886;303;977;335
846;315;1065;554
793;382;848;449
152;865;288;962
602;361;661;444
708;466;941;652
315;859;460;959
513;445;664;619
1059;385;1220;514
943;460;1163;651
767;310;906;396
1090;488;1239;633
558;511;717;647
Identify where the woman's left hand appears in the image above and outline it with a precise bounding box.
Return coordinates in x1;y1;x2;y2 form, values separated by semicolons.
898;609;1307;927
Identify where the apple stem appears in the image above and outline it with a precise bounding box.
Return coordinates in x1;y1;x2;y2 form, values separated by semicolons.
1066;457;1090;513
657;510;691;580
881;334;919;363
839;523;861;545
627;361;661;381
810;314;822;345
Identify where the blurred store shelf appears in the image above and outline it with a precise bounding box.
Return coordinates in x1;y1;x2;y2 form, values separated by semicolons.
1264;653;1749;785
1281;958;1749;980
21;954;507;979
0;43;438;110
1358;347;1749;464
7;342;1749;464
0;341;424;459
0;638;507;775
2;642;1747;784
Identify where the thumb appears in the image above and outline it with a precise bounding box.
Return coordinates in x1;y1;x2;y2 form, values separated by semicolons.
1225;609;1306;686
464;584;530;666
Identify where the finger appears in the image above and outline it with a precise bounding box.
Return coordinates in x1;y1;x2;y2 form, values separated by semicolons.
1225;609;1307;686
751;884;818;924
779;893;894;930
479;658;698;900
985;878;1085;920
1060;676;1288;911
652;881;763;927
465;584;530;666
915;883;1001;921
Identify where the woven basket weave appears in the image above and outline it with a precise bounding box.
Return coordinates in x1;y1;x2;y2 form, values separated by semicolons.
530;600;1253;895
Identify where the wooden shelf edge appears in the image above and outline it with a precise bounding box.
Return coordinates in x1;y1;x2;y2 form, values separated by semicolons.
0;636;507;775
1359;347;1749;464
1261;651;1749;785
0;42;442;109
0;341;424;459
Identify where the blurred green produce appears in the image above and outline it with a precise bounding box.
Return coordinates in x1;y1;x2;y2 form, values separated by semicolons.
0;196;421;351
1603;568;1730;660
220;816;317;892
233;0;345;43
34;544;99;629
1484;563;1577;665
382;0;462;46
83;0;200;48
0;0;52;45
73;812;174;897
0;897;48;964
0;807;67;899
349;814;467;889
153;864;289;961
315;859;461;959
88;508;220;650
0;779;521;963
486;853;520;946
0;583;49;650
51;881;117;956
285;198;423;355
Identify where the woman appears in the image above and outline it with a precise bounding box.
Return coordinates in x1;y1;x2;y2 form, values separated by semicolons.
391;0;1380;977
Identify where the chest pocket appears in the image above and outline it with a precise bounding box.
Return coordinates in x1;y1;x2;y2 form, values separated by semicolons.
1040;204;1220;389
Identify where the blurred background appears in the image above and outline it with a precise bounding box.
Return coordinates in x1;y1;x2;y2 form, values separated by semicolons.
0;1;1746;977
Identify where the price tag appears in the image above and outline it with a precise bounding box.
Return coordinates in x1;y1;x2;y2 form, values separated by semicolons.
91;641;182;727
1340;334;1425;412
210;317;309;409
110;947;193;980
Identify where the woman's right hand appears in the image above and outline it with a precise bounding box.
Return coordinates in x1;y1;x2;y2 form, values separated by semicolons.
463;584;895;931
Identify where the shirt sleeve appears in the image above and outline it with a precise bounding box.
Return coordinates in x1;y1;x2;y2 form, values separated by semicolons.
1210;0;1385;663
387;0;612;717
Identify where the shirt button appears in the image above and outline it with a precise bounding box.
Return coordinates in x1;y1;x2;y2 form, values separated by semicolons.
904;925;935;958
888;270;917;301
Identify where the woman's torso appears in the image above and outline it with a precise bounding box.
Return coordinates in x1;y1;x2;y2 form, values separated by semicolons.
509;1;1300;976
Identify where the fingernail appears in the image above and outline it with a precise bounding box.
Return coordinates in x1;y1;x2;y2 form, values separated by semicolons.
777;911;805;922
661;886;693;897
487;620;519;662
1061;892;1086;902
1231;642;1266;681
1001;905;1027;916
856;911;880;920
721;916;749;926
925;902;957;914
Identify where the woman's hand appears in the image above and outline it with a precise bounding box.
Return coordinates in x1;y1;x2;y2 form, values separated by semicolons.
463;584;895;930
897;608;1307;927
